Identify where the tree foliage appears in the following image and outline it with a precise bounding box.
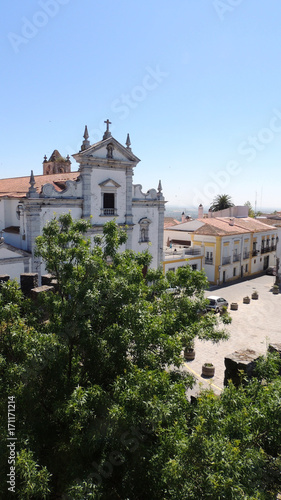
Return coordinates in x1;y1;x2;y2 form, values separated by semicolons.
210;194;234;212
244;201;255;218
0;214;280;499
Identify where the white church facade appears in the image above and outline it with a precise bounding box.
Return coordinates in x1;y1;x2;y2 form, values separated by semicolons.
0;121;165;281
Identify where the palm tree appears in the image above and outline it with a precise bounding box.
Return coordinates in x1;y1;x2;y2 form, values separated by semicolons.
210;194;234;212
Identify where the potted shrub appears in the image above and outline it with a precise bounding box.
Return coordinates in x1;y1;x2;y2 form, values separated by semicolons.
220;305;228;316
252;291;259;300
243;296;250;304
184;342;195;361
272;285;279;295
202;362;215;377
230;302;238;310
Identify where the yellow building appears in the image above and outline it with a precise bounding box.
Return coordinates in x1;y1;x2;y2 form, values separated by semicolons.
191;217;279;285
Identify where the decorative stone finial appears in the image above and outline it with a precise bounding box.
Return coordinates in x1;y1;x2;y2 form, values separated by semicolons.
157;180;163;200
0;230;4;246
43;155;47;162
84;125;89;140
27;170;37;198
103;119;112;140
126;133;131;151
81;125;90;151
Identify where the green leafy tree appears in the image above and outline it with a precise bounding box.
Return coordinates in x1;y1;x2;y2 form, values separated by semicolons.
1;214;280;499
244;201;255;218
210;194;234;212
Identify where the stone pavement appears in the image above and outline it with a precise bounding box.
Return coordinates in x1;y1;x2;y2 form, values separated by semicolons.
184;275;281;398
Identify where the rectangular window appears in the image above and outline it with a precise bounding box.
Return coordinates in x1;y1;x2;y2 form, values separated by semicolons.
103;193;115;215
245;264;248;272
233;267;236;277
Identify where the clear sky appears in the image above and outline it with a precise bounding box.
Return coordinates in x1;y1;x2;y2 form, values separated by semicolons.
1;0;281;211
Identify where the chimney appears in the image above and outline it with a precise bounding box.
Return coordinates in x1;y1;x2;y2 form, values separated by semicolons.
181;212;185;223
198;204;203;219
229;218;235;226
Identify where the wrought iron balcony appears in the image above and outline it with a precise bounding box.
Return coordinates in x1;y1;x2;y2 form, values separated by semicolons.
261;247;270;254
204;258;213;265
222;256;231;265
243;251;250;259
252;250;258;257
233;253;241;262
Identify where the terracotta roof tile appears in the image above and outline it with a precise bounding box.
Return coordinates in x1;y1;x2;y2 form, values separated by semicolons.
194;217;276;236
0;172;80;198
164;217;181;228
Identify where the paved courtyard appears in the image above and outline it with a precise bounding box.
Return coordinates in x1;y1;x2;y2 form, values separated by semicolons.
184;275;281;397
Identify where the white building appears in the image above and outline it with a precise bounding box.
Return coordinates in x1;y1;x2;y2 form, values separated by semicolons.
0;122;165;280
163;205;280;284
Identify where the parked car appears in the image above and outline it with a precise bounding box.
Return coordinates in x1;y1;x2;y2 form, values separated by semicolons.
266;266;276;276
206;296;229;313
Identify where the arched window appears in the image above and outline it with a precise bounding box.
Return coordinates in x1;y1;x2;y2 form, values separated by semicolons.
139;218;151;243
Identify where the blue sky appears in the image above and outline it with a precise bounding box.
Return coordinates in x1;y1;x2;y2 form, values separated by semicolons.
1;0;281;211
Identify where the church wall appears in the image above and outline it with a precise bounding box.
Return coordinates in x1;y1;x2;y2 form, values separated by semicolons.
39;204;82;232
4;199;19;228
0;260;27;281
131;203;161;268
90;168;127;224
0;200;4;231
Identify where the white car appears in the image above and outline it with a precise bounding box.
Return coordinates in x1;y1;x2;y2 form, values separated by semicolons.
206;296;228;313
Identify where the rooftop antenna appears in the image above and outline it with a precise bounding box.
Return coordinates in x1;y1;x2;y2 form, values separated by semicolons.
254;191;257;217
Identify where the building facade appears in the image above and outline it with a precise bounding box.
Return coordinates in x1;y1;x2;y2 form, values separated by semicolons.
163;206;280;284
0;122;165;281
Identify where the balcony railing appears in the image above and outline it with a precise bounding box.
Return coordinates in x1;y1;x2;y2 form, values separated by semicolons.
100;208;117;216
271;245;277;252
252;250;258;257
233;253;241;262
204;258;213;265
222;256;231;265
243;251;250;259
184;248;201;256
261;247;270;254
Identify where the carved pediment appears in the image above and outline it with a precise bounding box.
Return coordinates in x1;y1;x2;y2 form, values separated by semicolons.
99;178;121;189
73;136;140;166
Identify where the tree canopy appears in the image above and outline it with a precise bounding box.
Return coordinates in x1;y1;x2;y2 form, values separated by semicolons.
0;214;280;499
244;201;255;218
210;194;234;212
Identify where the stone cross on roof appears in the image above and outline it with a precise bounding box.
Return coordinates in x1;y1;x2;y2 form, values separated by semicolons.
103;119;112;140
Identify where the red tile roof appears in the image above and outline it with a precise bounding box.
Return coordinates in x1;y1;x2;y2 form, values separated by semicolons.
0;172;80;198
164;217;181;228
195;217;276;236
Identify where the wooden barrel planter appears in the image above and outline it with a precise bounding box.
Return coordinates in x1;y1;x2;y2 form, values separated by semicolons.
252;292;259;300
230;302;238;310
184;347;195;361
243;296;250;304
272;286;279;295
202;363;215;377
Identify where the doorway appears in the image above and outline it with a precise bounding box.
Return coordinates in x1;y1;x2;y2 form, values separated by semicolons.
263;256;269;271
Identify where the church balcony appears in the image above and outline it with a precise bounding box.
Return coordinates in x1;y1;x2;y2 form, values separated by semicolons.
100;208;118;216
